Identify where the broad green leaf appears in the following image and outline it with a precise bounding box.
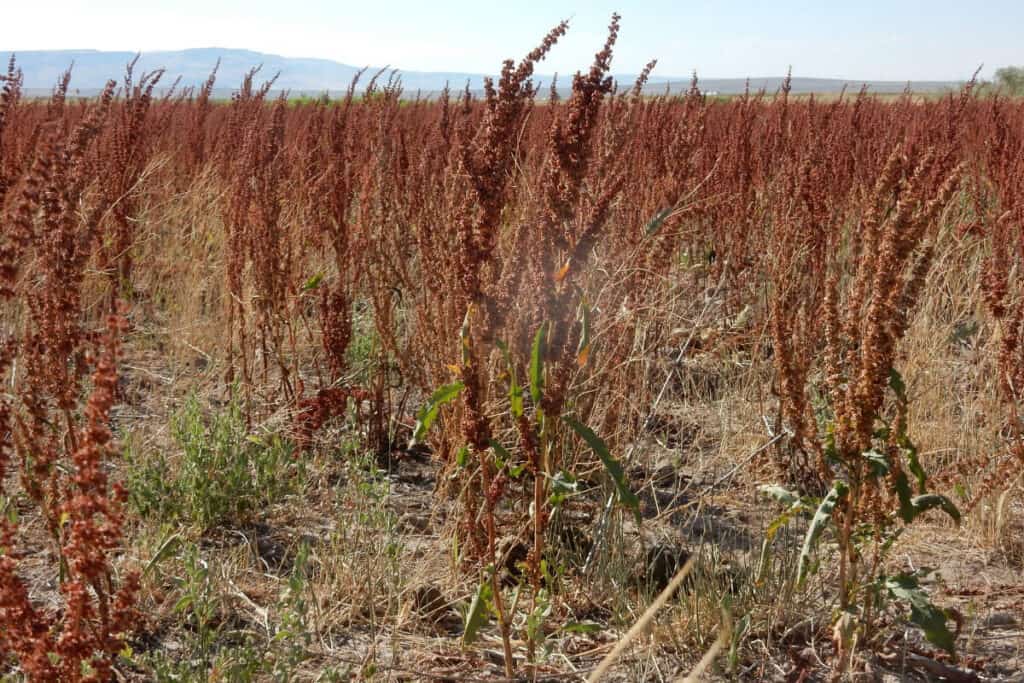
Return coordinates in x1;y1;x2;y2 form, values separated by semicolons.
729;613;752;672
863;449;890;478
530;324;546;406
797;481;847;586
885;573;957;654
563;416;641;523
890;469;915;523
410;382;464;446
561;621;602;634
462;579;494;647
910;494;961;524
893;472;960;524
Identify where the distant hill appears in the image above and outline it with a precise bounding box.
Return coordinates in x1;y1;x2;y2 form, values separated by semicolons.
2;48;963;98
6;48;488;95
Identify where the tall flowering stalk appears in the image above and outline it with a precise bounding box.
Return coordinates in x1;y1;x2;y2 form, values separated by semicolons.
0;73;138;681
1;313;139;682
765;141;966;668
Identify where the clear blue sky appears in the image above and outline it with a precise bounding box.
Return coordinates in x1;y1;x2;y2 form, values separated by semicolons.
6;1;1021;80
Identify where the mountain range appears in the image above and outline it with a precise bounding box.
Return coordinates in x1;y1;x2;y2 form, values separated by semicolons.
3;48;964;97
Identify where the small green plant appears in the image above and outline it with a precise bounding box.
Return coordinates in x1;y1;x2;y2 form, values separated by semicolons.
419;320;642;672
762;370;961;666
126;394;302;529
142;541;317;681
142;545;234;681
269;542;313;681
175;547;221;667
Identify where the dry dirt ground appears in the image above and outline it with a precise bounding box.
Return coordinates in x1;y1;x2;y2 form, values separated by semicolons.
5;338;1023;682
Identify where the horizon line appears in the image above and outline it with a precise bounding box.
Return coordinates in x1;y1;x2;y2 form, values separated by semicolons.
0;47;979;85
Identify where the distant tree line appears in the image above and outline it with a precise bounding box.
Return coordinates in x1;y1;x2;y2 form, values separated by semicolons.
995;66;1024;95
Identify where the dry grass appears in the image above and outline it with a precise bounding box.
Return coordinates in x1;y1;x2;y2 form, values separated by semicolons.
1;22;1024;681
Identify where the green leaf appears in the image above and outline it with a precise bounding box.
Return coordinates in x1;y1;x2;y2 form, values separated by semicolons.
488;439;513;469
765;507;800;541
889;368;928;492
410;382;464;446
301;272;324;292
888;367;907;404
797;481;847;586
455;445;470;468
910;494;961;525
893;470;916;523
173;595;194;614
759;484;800;508
496;340;523;418
510;384;524;419
644;206;673;237
823;430;849;468
144;532;182;577
562;416;641;523
530;324;547;406
729;613;752;672
526;589;552;647
863;449;890;478
885;573;957;654
759;485;812;543
904;441;927;493
462;579;494;647
562;621;602;634
549;469;579;506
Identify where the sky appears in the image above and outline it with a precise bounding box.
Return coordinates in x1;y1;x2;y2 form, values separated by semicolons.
4;0;1022;81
